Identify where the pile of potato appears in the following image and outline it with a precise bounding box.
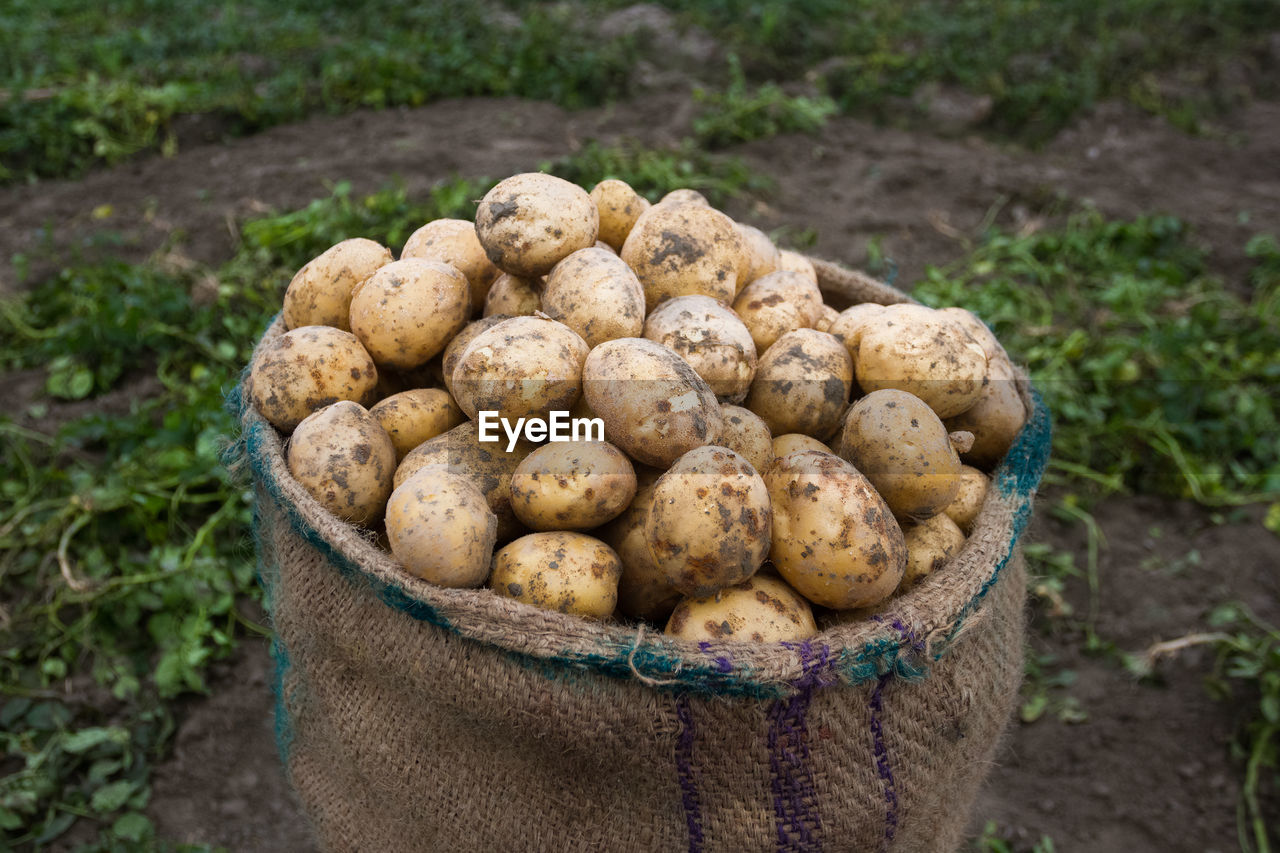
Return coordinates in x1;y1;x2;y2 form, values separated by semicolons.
247;172;1027;642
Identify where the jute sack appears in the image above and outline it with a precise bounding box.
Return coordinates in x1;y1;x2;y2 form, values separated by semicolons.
227;257;1051;853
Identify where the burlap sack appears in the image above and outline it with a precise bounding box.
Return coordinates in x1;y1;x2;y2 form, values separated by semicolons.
227;258;1051;853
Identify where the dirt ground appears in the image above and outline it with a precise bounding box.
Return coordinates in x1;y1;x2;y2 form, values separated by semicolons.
6;90;1278;851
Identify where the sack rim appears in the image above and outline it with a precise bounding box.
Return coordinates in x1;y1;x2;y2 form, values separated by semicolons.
230;257;1051;696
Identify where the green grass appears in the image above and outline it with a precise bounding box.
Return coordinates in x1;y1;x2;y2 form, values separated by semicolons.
639;0;1279;142
0;0;637;183
692;55;836;149
4;1;1278;182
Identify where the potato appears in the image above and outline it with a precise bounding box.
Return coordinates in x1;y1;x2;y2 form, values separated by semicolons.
483;273;542;317
943;352;1027;469
815;304;839;333
474;173;599;277
772;433;830;457
385;464;496;588
582;338;723;468
451;316;589;422
717;404;774;473
828;303;887;360
286;401;395;525
542;247;646;347
401;218;500;313
899;513;966;592
745;329;853;440
348;258;471;371
645;446;771;598
665;572;816;643
621;202;742;311
658;188;708;207
598;468;679;622
937;306;1005;363
282;238;393;332
735;223;780;291
590;179;650;250
944;465;989;534
490;531;622;619
369;388;463;462
509;441;637;531
441;315;509;399
854;303;988;419
642;295;757;403
835;389;965;521
250;325;378;432
394;420;534;541
764;450;906;610
732;270;824;354
777;249;818;285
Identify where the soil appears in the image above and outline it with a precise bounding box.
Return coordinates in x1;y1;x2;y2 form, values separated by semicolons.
5;85;1278;852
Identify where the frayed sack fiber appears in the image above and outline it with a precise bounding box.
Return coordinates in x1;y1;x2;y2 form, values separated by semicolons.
226;257;1051;853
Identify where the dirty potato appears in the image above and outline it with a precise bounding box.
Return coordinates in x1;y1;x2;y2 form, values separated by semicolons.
899;513;966;592
282;238;393;331
401;218;500;312
542;247;646;346
645;445;772;598
250;325;378;432
621;202;742;311
665;572;816;643
490;531;622;619
826;303;886;362
483;273;542;317
451;315;589;421
943;351;1027;470
582;338;723;468
735;222;781;291
777;249;818;285
658;188;709;207
642;295;757;403
509;441;637;531
717;404;774;474
394;420;535;542
474;173;599;277
598;467;680;622
286;401;396;525
764;450;907;610
732;270;825;354
854;303;988;419
385;465;497;588
441;315;509;399
815;304;839;333
944;465;989;534
369;388;463;462
772;433;830;457
835;389;966;521
590;179;650;250
348;258;471;370
745;329;854;440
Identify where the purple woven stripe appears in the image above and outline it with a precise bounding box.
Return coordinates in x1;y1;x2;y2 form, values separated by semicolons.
768;641;834;852
674;693;705;853
869;672;899;850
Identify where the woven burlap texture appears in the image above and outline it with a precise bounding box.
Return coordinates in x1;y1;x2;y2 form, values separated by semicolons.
236;256;1050;853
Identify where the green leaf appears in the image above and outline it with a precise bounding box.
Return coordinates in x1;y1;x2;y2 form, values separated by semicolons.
112;811;152;842
1265;502;1280;536
33;810;76;844
91;779;136;813
46;360;95;400
0;807;23;830
62;726;125;754
1262;693;1280;725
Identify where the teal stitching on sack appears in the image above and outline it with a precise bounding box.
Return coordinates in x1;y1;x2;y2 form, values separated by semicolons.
232;383;1051;696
